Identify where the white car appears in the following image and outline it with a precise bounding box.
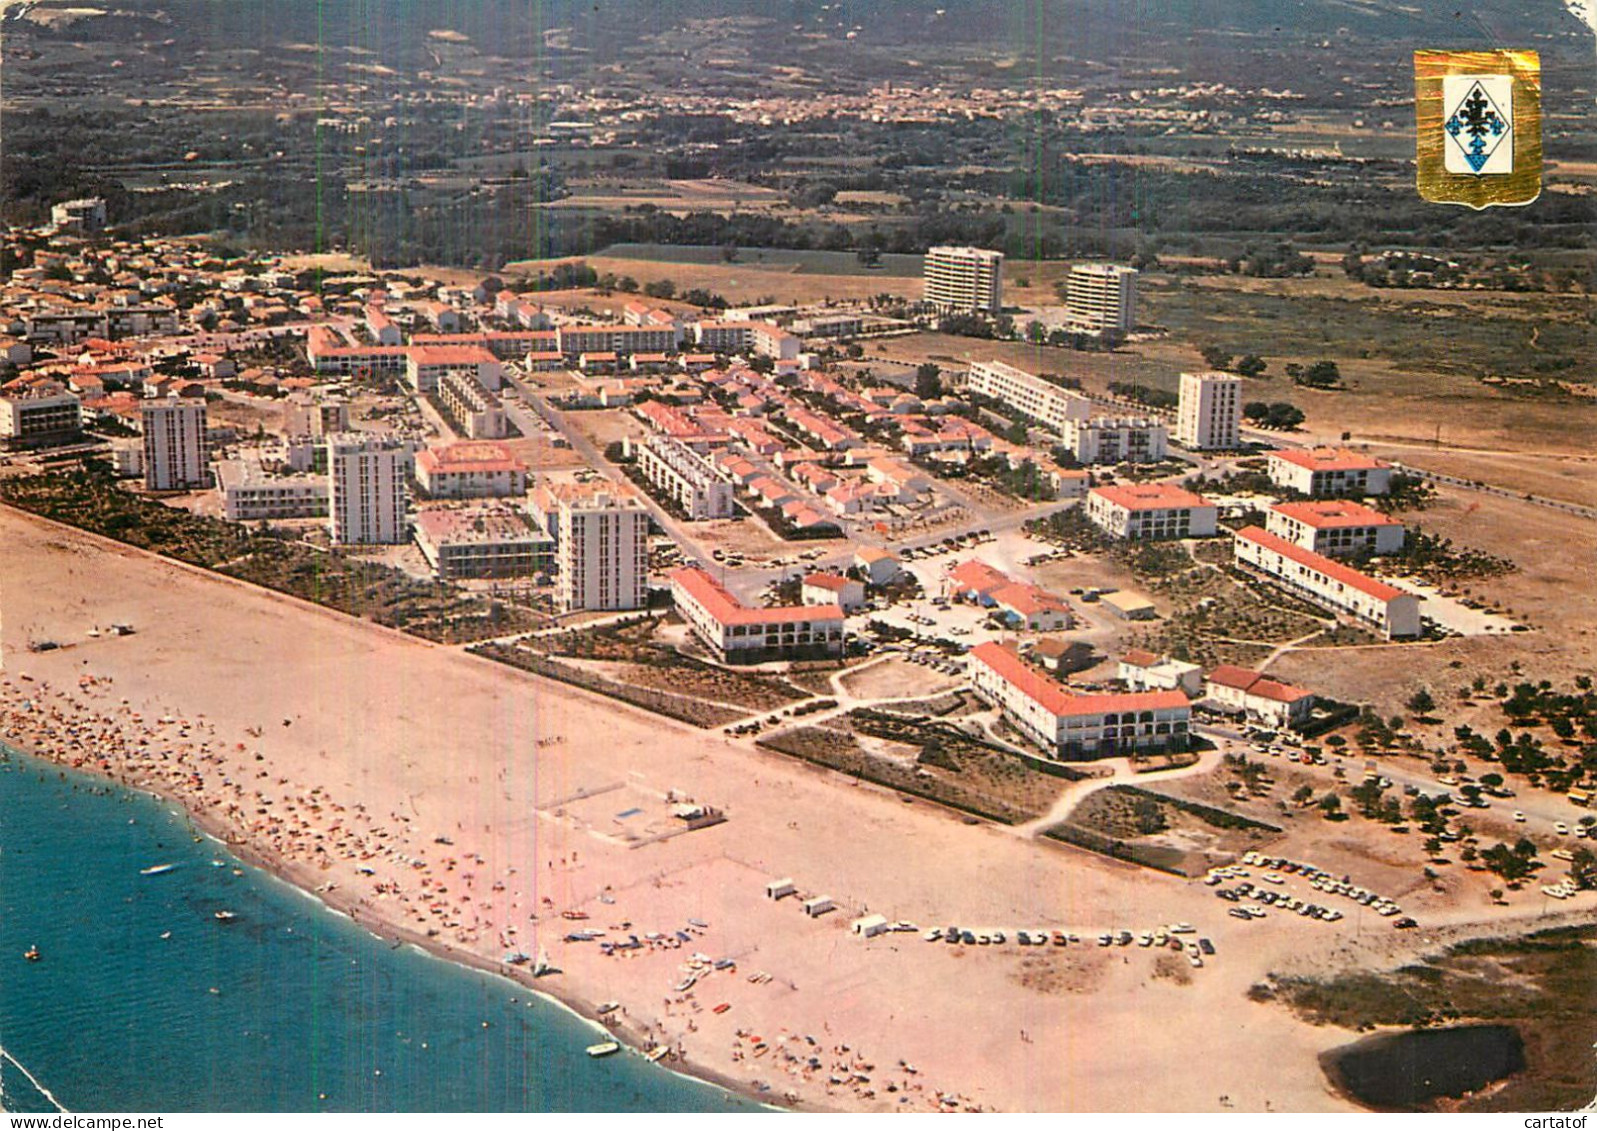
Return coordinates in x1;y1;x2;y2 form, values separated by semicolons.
1513;811;1527;822
1555;822;1570;835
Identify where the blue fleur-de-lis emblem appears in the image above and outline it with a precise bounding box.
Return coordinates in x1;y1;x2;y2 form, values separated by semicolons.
1444;80;1509;173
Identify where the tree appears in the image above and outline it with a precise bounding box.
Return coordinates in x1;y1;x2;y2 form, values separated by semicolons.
914;362;943;401
1200;345;1232;371
643;278;675;300
1236;354;1267;378
1244;401;1270;422
1573;846;1597;890
1293;784;1315;806
1294;360;1341;389
1265;403;1304;429
1406;688;1437;716
1026;320;1047;344
1318;793;1344;819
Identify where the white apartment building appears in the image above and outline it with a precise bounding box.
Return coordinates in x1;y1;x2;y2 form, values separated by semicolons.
692;322;755;354
51;197;107;233
637;434;735;520
557;324;677;356
415;441;527;499
1065;263;1137;334
1266;499;1405;557
750;322;801;361
671;566;845;664
141;396;209;491
327;433;409;545
404;345;503;395
968;641;1190;760
1063;416;1168;464
214;458;329;522
1085;483;1218;541
1117;649;1204;696
923;246;1004;313
1175;371;1242;451
966;360;1090;432
554;485;650;612
1266;448;1393;497
438;370;507;440
283;394;351;440
1233;525;1420;639
0;383;81;447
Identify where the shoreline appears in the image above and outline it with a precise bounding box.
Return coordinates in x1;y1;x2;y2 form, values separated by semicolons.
0;735;781;1113
0;501;1454;1113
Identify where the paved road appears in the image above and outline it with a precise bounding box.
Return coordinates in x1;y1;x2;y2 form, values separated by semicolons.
502;373;707;557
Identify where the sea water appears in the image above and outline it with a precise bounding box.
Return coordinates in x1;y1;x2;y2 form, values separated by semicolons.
0;746;757;1113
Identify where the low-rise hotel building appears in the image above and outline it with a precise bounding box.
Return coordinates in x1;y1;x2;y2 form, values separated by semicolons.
1085;483;1217;541
0;382;81;448
215;458;329;522
1266;499;1405;558
671;566;845;665
968;641;1190;760
1267;447;1393;497
415;441;527;499
413;506;554;580
405;345;502;395
1233;525;1420;638
1203;664;1316;730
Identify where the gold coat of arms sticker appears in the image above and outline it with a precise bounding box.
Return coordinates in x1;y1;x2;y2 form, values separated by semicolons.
1415;49;1541;209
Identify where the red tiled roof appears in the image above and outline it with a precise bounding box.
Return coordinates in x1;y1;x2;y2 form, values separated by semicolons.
1206;664;1264;691
1205;664;1312;703
671;567;842;627
1270;447;1388;473
1089;482;1213;512
971;642;1188;718
1235;526;1407;603
1120;648;1161;668
1270;499;1399;529
407;345;496;366
948;558;1009;595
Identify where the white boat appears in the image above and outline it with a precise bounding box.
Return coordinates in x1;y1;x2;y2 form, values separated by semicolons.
140;864;176;876
532;947;558;977
586;1041;621;1058
214;910;238;923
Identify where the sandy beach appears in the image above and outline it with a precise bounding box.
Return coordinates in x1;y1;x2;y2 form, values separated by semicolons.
1;503;1562;1113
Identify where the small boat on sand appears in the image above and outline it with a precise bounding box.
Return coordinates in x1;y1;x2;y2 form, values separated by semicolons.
586;1041;621;1058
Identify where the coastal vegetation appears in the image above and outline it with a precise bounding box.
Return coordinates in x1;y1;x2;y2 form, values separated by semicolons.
0;468;538;641
1256;925;1597;1113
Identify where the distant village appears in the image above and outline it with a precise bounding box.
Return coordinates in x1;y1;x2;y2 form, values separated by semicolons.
0;204;1483;767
